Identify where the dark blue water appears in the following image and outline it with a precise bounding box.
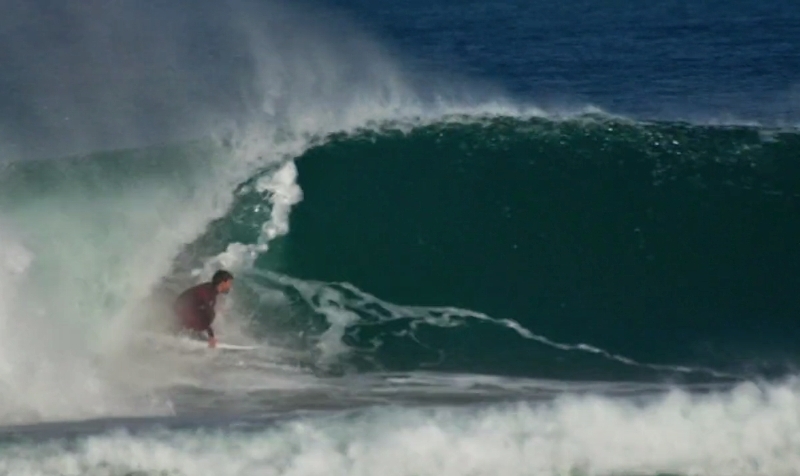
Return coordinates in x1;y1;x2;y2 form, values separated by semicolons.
344;0;800;122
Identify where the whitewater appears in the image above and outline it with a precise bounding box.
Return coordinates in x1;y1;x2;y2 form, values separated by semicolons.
1;0;800;475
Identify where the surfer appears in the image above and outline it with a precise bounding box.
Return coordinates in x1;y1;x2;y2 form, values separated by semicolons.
173;270;234;348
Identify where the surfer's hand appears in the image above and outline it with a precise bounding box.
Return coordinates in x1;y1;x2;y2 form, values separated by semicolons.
208;337;217;349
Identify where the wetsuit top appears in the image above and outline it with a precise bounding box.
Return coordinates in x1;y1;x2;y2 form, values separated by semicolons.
174;282;218;337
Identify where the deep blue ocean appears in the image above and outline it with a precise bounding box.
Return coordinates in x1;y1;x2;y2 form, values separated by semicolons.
0;1;799;474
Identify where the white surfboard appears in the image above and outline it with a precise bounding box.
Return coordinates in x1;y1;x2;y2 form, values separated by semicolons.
178;338;258;351
213;342;259;351
138;332;258;351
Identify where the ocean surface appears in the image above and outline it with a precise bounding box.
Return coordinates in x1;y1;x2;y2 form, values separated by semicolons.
0;0;799;475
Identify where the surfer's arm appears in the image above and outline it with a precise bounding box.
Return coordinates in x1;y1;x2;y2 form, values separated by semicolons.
200;306;215;329
205;326;217;348
192;294;215;328
189;288;217;347
197;307;216;346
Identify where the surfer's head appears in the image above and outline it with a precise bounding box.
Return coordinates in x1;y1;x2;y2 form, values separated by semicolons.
212;270;234;294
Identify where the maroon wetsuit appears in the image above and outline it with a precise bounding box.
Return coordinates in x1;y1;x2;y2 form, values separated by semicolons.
173;282;218;338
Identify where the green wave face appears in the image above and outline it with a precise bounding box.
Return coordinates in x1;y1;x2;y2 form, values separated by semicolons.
202;117;800;380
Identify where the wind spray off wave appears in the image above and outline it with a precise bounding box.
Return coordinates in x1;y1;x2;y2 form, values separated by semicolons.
0;0;535;425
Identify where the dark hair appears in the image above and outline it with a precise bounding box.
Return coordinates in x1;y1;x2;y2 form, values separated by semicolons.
212;270;233;286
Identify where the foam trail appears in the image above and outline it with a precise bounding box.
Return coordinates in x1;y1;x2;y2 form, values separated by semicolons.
256;271;739;380
1;379;799;476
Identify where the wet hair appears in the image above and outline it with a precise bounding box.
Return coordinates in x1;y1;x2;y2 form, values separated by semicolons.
212;270;233;286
